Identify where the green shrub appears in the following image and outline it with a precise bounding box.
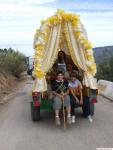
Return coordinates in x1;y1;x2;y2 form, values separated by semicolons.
96;55;113;82
0;48;26;78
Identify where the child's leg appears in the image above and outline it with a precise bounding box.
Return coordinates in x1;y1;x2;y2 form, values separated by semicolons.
64;95;71;115
55;109;59;117
66;106;71;117
53;96;62;125
70;95;76;116
64;95;71;124
70;95;77;123
53;96;62;117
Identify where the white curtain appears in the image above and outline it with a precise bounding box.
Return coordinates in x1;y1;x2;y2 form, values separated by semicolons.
64;22;97;89
33;24;61;92
42;24;61;72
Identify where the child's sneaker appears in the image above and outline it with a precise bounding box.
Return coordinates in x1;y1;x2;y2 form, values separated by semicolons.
88;115;93;123
55;117;61;125
72;115;76;123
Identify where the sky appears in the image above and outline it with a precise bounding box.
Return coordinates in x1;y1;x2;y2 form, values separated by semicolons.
0;0;113;56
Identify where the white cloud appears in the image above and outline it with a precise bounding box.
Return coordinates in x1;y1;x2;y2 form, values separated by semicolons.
0;4;55;18
0;0;113;56
25;0;56;5
47;1;113;11
68;2;113;10
79;11;113;47
0;1;56;56
0;0;55;5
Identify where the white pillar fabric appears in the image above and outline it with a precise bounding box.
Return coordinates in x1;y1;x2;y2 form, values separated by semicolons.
33;77;47;92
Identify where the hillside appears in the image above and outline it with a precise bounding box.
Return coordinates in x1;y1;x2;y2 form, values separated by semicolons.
93;46;113;64
0;73;17;101
0;72;27;104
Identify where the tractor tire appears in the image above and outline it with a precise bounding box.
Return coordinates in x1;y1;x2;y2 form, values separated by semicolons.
30;102;40;121
82;97;95;117
90;102;95;116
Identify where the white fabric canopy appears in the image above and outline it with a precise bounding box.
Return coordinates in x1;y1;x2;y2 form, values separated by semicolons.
33;10;97;92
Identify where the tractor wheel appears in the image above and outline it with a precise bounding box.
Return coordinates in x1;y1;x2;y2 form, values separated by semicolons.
82;97;95;117
90;102;95;116
30;102;40;121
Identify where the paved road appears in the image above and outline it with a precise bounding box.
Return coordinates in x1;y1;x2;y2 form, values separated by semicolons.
0;78;113;150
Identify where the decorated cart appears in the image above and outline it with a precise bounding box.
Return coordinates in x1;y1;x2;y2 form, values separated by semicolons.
31;10;98;122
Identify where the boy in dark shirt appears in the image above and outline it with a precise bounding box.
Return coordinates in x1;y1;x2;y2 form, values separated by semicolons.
52;71;71;125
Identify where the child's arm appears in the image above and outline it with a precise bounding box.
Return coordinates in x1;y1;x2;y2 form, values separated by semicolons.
52;81;63;99
62;89;69;97
78;85;83;104
69;86;75;97
53;91;63;99
69;87;79;103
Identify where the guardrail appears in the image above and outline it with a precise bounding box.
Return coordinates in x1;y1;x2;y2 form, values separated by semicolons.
98;80;113;101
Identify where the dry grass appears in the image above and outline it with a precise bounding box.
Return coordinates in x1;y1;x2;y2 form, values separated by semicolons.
0;72;27;103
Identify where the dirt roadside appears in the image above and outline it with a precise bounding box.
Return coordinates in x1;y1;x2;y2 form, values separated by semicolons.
0;72;28;104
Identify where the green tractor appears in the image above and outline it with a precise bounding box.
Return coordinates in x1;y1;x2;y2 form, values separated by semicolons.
31;10;98;122
31;88;97;121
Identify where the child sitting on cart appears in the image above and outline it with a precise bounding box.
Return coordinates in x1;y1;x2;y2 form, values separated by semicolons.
69;72;83;123
52;71;71;125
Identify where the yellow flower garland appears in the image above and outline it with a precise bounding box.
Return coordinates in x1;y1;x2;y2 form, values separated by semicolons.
33;22;50;78
71;18;97;75
33;9;97;78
